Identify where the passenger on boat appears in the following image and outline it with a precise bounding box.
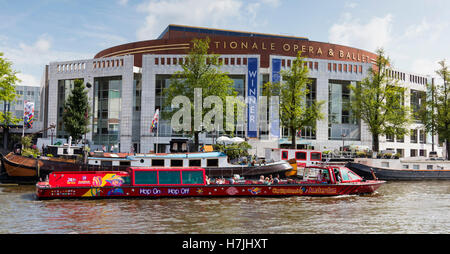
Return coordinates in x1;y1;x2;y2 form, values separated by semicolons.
206;175;211;185
258;175;265;184
273;174;280;184
333;169;341;182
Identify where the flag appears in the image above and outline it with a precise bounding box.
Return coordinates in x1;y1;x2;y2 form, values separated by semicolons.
23;101;34;129
150;109;160;133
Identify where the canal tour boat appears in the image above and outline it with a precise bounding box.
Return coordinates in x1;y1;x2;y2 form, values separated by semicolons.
35;165;385;199
87;151;294;178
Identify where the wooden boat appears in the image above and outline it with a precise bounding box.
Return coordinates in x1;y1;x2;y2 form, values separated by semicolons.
87;151;294;178
35;165;385;199
0;152;81;183
346;158;450;180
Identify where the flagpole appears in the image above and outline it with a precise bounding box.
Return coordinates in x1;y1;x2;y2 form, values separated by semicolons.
156;122;159;153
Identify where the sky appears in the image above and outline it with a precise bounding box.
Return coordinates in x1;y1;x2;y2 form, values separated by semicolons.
0;0;449;87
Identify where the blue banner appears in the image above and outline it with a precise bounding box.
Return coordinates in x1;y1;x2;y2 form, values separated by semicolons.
247;58;258;138
270;58;281;138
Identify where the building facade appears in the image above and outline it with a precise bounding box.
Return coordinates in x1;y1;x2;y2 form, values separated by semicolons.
40;24;442;157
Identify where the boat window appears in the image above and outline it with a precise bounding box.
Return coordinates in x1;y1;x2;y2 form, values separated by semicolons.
310;152;321;161
101;161;112;167
281;151;288;160
159;170;181;185
170;159;183;167
207;159;219;167
381;162;389;168
341;168;362;181
403;165;409;169
295;152;307;160
152;159;164;166
120;161;131;166
189;159;201;167
413;165;420;170
182;171;204;184
134;171;158;185
340;169;351;181
427;165;433;170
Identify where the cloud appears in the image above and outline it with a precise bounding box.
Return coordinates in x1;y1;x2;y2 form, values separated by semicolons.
1;35;91;87
118;0;129;5
328;13;393;51
135;0;281;40
16;73;40;87
136;0;243;40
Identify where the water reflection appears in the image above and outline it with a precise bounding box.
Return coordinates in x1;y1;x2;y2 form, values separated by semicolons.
1;181;449;234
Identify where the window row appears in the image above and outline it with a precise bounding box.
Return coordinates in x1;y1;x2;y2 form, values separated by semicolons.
154;56;249;66
327;63;363;74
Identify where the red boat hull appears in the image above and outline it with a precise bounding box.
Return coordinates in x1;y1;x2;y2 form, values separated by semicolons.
36;181;384;199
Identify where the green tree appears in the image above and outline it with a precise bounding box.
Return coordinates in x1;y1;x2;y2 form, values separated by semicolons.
0;52;21;150
62;79;91;143
350;48;411;152
264;51;325;149
420;60;450;159
163;37;237;151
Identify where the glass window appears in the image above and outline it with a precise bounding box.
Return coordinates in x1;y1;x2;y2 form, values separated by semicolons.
189;160;201;167
281;151;288;160
207;159;218;167
295;152;307;160
171;160;183;167
152;159;165;166
328;80;360;140
134;171;157;185
159;171;181;184
340;169;350;181
182;171;204;184
311;152;321;160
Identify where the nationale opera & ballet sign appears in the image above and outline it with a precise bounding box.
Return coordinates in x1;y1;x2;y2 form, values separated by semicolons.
211;38;376;64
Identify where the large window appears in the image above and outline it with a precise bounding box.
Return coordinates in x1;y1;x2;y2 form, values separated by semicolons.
159;170;181;185
134;171;158;185
57;79;84;138
328;80;360;140
92;76;122;149
182;171;204;184
410;89;426;122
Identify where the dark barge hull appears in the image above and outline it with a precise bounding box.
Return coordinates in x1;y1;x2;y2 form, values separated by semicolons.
346;162;450;180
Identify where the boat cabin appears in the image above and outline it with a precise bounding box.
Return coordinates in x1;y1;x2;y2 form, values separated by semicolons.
265;148;322;166
302;166;363;184
87;152;231;169
131;167;206;186
44;167;207;188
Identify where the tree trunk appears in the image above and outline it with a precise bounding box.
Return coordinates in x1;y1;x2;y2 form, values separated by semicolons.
372;133;379;153
194;131;200;152
291;126;296;149
446;139;450;161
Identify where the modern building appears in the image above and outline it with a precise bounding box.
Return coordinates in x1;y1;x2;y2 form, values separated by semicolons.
40;24;443;157
0;84;43;133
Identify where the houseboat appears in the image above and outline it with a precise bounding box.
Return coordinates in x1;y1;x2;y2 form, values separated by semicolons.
346;158;450;180
35;165;385;199
87;151;294;178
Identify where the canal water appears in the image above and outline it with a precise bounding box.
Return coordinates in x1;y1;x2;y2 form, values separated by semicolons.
0;181;449;234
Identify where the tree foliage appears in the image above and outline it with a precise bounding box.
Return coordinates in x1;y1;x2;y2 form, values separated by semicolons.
0;52;20;126
263;51;324;149
163;37;237;150
420;60;450;159
62;79;91;143
350;48;411;152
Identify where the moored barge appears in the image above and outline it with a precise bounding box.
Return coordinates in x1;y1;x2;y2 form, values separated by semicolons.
35;165;385;199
